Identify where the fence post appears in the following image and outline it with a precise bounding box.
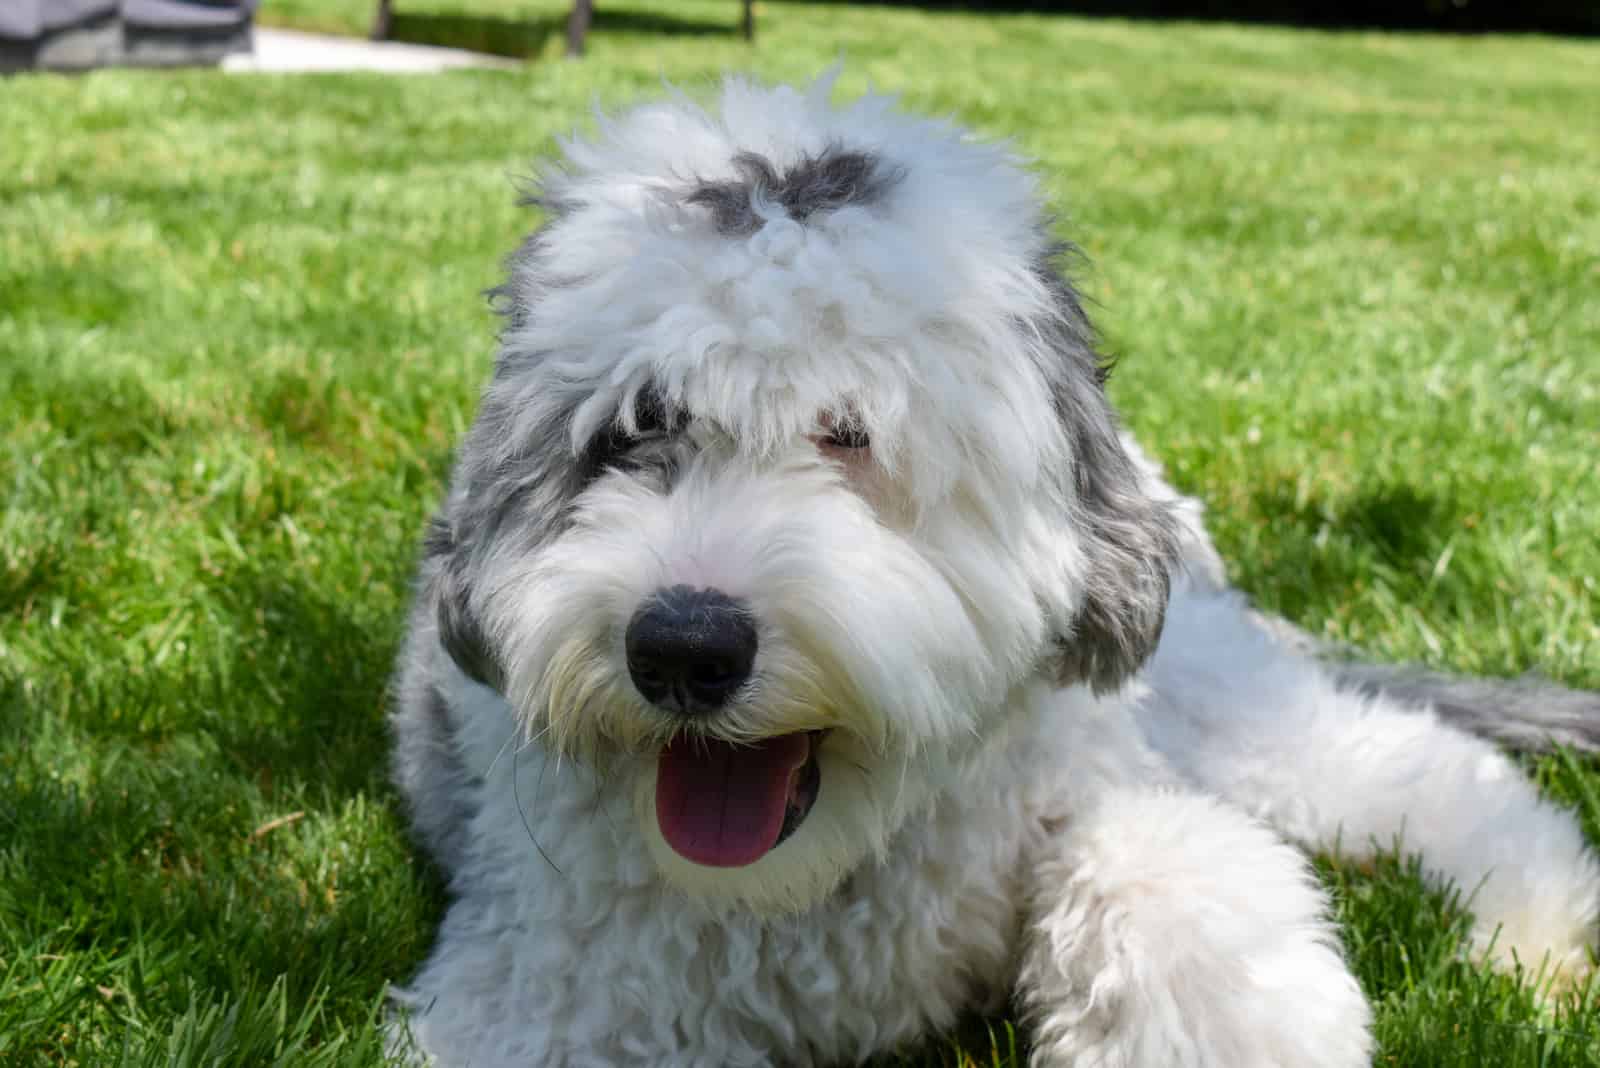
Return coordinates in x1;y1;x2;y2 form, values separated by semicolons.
566;0;594;56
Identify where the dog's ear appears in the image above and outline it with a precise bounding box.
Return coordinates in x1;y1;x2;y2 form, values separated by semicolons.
425;200;609;695
423;516;506;692
1033;253;1181;695
420;216;572;695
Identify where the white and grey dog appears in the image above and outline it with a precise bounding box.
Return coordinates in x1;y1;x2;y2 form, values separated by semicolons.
388;76;1600;1067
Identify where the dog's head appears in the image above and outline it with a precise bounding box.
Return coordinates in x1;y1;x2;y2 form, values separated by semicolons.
426;77;1178;911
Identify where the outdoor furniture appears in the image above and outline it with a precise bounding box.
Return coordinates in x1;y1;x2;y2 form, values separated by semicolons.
0;0;257;72
369;0;755;57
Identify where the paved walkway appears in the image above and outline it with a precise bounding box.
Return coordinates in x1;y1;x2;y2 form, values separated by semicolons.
223;26;518;73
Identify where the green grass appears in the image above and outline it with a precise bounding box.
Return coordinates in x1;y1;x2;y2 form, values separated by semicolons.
3;2;1598;1064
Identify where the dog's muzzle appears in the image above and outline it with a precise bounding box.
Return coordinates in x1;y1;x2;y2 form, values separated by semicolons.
626;585;824;868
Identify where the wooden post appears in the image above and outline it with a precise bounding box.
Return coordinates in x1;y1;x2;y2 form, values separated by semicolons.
370;0;393;41
566;0;594;57
741;0;755;41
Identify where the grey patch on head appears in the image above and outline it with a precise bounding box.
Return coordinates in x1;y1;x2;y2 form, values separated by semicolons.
440;179;623;635
685;145;906;236
1030;241;1182;694
420;381;586;692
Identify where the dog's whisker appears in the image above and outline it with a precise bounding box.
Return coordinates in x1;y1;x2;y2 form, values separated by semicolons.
511;742;563;877
481;725;523;781
889;747;913;820
521;719;556;750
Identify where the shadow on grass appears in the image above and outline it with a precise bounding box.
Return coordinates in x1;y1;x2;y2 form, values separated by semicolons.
204;565;413;803
0;557;446;1051
1231;480;1468;624
387;12;560;58
591;7;746;36
772;0;1600;36
1335;483;1460;571
385;7;743;58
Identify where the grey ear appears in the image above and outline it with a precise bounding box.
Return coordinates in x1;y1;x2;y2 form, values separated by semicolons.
423;516;506;692
1050;419;1181;694
424;210;569;695
1034;251;1181;694
426;190;607;695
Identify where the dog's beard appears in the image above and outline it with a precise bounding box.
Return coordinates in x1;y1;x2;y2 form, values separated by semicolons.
526;624;912;909
500;637;917;909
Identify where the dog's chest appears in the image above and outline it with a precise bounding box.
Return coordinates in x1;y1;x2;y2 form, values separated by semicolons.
432;685;1131;1065
579;786;1034;1065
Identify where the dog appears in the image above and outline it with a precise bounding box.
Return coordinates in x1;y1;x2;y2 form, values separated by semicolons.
387;75;1600;1067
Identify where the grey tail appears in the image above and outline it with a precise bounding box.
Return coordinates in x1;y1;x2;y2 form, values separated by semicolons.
1248;610;1600;755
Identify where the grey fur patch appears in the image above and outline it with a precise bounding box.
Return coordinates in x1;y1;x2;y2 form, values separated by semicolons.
686;146;905;235
421;350;594;694
426;353;686;694
422;514;453;558
577;385;677;485
424;519;506;692
435;569;504;693
486;223;556;336
1031;243;1182;694
390;680;483;876
1248;611;1600;753
1340;664;1600;753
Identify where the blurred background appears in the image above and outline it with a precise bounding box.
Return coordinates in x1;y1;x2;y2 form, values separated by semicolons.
4;0;1599;71
3;2;1597;1066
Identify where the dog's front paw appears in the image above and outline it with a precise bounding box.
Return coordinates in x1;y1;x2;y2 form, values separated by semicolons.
1019;790;1371;1068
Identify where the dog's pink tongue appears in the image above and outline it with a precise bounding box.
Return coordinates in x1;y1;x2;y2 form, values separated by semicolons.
656;733;809;868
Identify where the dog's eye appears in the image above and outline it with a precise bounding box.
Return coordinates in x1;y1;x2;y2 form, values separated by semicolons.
579;390;674;482
821;424;870;450
629;392;668;437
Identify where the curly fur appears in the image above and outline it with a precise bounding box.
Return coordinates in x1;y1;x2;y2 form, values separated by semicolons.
386;75;1599;1067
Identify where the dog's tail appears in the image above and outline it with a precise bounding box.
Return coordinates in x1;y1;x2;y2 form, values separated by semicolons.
1245;609;1600;754
1140;588;1600;983
1329;664;1600;755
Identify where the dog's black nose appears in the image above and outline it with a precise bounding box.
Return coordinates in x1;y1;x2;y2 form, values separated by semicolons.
625;586;758;714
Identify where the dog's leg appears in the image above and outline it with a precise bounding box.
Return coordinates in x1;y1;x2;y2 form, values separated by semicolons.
1141;584;1600;980
1018;788;1371;1068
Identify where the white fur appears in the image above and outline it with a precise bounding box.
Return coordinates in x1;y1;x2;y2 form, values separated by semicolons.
389;76;1598;1067
1140;580;1600;977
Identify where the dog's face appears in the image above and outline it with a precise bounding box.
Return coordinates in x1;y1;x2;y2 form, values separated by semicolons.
426;79;1178;912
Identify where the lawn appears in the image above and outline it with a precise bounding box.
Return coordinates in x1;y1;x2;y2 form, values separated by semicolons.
3;1;1598;1064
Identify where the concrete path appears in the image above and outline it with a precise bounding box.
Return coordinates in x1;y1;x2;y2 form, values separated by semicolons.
223;26;518;73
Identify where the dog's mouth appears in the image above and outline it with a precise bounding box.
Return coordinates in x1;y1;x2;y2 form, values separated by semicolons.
654;730;825;868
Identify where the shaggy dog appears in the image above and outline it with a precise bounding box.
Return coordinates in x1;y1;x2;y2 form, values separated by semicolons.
388;76;1599;1067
